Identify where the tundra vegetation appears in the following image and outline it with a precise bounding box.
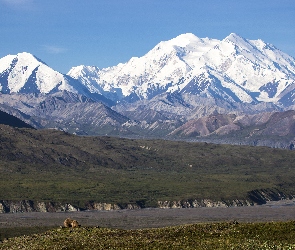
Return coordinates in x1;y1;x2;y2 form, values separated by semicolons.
1;221;295;249
1;124;295;248
1;124;295;208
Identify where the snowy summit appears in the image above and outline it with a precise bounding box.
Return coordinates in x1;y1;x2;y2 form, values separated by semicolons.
1;33;295;108
67;33;295;106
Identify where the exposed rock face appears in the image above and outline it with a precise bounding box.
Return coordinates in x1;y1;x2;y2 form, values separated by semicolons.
0;200;143;213
247;189;294;205
158;189;294;209
85;202;142;211
0;188;293;213
157;199;253;209
85;202;121;211
0;200;79;213
169;110;295;138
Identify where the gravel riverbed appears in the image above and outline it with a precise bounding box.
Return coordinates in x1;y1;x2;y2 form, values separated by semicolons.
0;200;295;230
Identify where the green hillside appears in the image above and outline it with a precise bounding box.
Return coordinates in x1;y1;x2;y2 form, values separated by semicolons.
1;124;295;207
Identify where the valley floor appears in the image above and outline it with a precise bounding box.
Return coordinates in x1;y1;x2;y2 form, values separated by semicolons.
1;199;295;230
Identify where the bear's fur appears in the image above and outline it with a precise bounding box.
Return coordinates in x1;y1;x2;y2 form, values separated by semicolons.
63;218;80;228
71;220;79;228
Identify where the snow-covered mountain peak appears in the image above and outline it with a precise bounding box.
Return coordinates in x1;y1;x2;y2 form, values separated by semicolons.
224;33;245;42
66;33;295;105
67;65;104;94
12;52;49;69
16;51;41;61
0;52;45;93
0;52;93;96
68;65;100;77
2;33;295;108
166;33;203;47
0;52;40;71
219;33;257;55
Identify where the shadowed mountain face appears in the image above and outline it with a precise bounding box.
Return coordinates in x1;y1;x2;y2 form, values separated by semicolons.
0;110;34;129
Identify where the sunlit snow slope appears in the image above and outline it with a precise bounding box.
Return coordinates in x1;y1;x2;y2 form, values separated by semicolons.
68;33;295;106
0;52;89;96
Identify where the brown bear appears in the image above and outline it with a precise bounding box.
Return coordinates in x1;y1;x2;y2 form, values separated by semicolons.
63;218;80;228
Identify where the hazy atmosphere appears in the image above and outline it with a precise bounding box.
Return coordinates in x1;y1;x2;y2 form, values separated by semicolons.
0;0;294;73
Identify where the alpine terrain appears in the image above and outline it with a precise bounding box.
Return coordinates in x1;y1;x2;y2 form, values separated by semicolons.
0;33;295;147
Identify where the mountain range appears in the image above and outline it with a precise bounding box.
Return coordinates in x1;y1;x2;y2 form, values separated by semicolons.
69;33;295;106
0;33;295;147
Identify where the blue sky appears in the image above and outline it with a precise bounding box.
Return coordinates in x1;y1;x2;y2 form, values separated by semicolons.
0;0;294;74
